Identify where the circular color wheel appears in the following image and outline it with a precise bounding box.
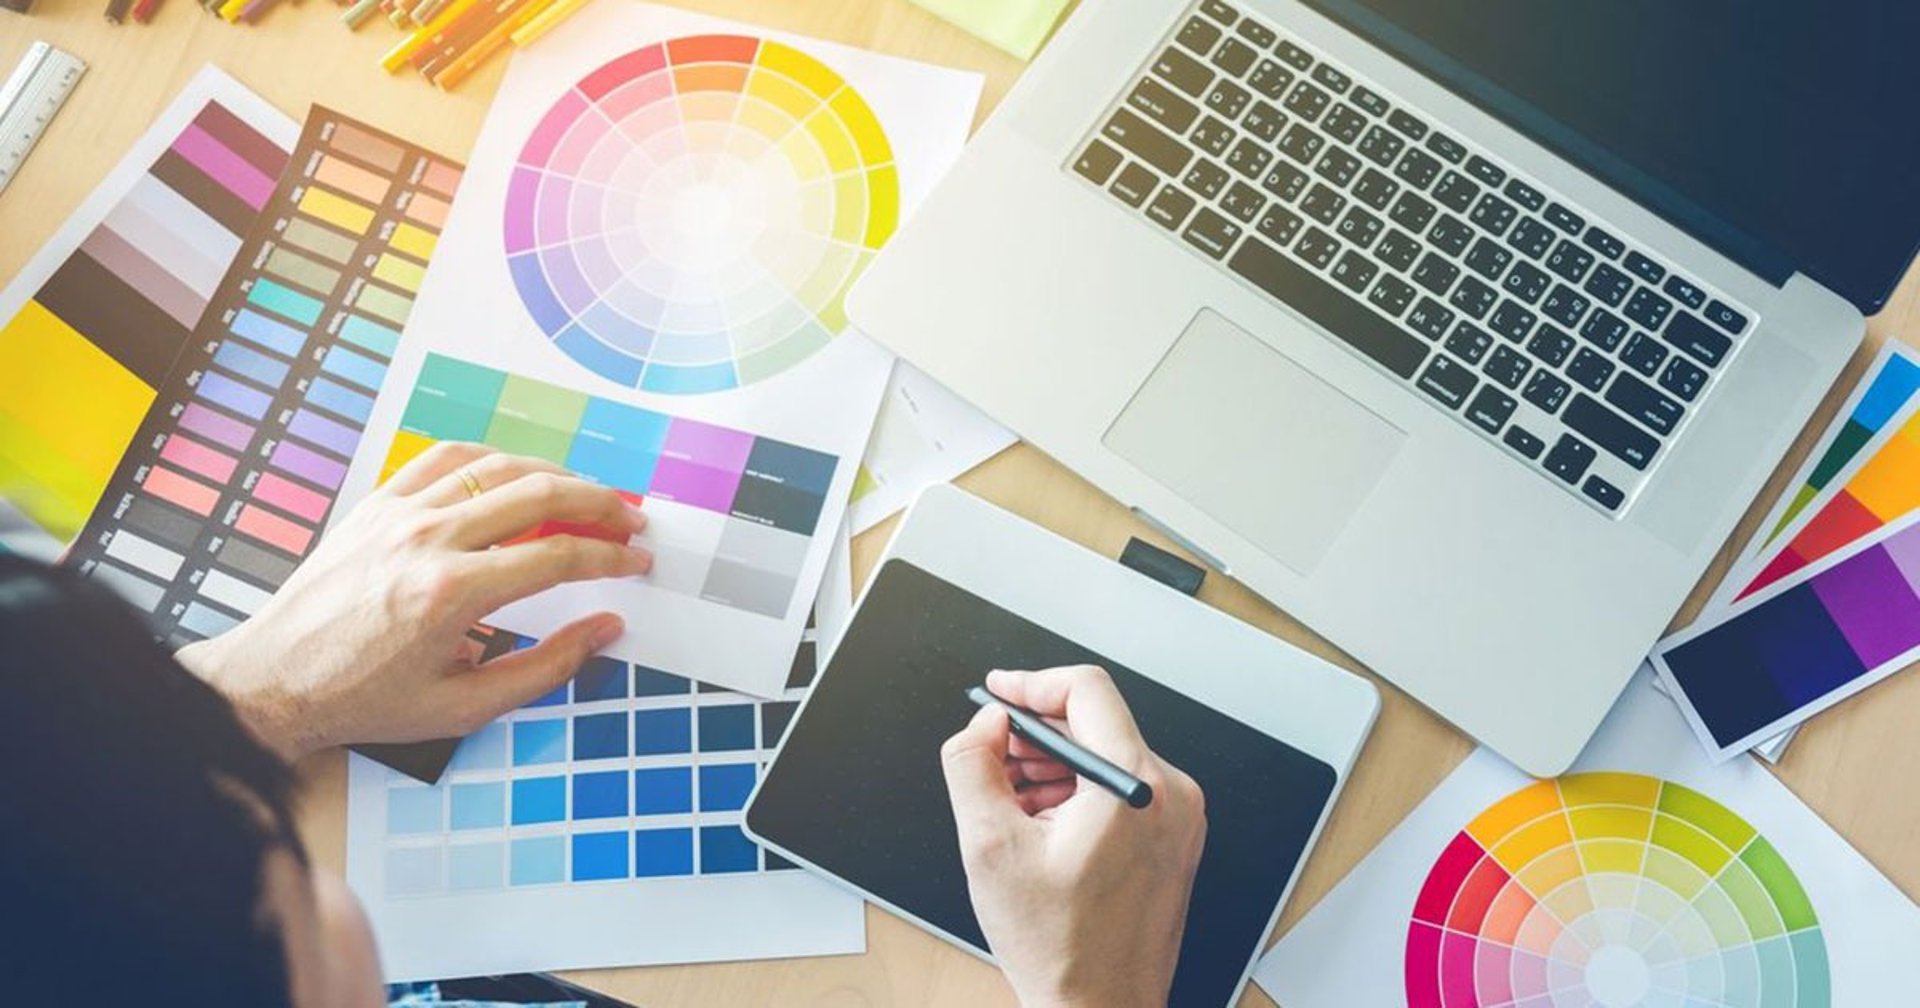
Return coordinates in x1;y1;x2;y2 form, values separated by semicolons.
1405;772;1830;1008
504;34;898;394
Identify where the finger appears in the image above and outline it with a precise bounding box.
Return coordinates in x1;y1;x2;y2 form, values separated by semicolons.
460;535;653;613
381;442;497;498
1015;779;1077;816
1008;730;1069;762
985;666;1149;765
1007;756;1073;785
440;472;645;550
940;705;1025;852
440;613;624;733
416;452;571;510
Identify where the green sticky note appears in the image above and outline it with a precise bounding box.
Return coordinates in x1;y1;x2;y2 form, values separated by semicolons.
911;0;1073;60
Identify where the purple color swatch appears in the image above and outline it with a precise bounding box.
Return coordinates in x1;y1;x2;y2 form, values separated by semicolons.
177;402;256;451
271;439;348;490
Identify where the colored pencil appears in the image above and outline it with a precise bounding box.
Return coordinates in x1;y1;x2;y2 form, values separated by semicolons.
340;0;380;25
130;0;161;20
215;0;247;20
380;0;480;73
104;0;135;22
431;0;551;90
237;0;282;22
509;0;589;47
411;0;520;72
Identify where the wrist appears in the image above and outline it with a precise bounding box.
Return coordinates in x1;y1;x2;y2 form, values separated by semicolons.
175;631;326;761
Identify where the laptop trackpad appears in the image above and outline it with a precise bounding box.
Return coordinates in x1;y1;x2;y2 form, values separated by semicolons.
1104;309;1406;575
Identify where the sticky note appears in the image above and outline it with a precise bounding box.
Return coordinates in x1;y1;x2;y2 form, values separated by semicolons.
911;0;1073;60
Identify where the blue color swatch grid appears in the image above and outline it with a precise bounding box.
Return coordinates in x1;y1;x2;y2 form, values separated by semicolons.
378;637;811;897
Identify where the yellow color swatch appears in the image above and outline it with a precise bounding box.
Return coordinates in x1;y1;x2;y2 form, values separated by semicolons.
1847;420;1920;519
299;186;376;235
757;41;845;100
828;88;893;165
389;222;439;261
1467;779;1561;847
381;430;437;484
372;253;428;293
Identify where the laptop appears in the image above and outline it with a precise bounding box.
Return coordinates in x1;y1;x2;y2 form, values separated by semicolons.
847;0;1920;774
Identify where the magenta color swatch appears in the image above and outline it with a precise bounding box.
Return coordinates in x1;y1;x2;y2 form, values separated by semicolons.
172;123;277;209
1808;544;1920;667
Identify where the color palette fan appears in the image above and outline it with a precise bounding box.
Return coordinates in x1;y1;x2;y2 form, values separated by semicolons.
505;33;898;394
1407;772;1827;1008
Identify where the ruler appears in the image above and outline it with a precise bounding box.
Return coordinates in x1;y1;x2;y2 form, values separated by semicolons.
0;42;85;194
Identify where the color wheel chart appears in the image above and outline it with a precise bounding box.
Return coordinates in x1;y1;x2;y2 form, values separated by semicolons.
1407;772;1827;1008
504;34;897;394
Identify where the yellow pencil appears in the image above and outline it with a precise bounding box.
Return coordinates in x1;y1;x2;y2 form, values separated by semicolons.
432;0;553;90
379;0;482;73
216;0;248;20
508;0;591;47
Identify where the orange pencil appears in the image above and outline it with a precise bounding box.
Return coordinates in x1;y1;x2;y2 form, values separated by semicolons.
379;0;480;72
414;0;523;73
431;0;553;90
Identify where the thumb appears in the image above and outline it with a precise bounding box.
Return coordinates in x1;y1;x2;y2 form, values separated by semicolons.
941;705;1025;858
448;613;623;731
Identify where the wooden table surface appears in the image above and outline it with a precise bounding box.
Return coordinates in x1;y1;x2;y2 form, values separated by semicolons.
4;1;1917;1004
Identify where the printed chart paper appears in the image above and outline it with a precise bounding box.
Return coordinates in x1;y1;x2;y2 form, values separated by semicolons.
349;623;863;980
0;66;295;540
848;358;1016;535
1256;671;1920;1008
338;2;981;696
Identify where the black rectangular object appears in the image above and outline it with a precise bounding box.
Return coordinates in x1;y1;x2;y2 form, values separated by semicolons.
1228;236;1429;378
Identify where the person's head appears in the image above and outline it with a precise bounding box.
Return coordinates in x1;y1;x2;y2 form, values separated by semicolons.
0;555;381;1006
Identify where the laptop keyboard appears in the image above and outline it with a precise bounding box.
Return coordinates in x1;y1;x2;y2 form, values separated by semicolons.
1070;0;1756;515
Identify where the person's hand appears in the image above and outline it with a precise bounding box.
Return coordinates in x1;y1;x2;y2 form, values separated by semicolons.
940;666;1207;1008
177;442;651;760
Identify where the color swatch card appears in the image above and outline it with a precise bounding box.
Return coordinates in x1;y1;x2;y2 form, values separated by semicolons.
1255;671;1920;1008
847;356;1016;535
0;66;296;541
347;622;864;980
1652;512;1920;762
337;2;982;696
62;108;463;647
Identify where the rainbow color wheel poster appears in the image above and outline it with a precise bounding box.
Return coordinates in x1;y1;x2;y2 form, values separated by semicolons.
1407;773;1827;1007
505;34;897;395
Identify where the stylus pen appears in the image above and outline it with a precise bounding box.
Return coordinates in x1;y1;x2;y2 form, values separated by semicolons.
966;686;1154;809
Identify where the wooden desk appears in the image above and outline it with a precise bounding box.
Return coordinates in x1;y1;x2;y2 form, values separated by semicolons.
4;2;1916;1004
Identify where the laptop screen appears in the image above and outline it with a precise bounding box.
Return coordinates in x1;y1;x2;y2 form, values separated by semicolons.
1300;0;1920;312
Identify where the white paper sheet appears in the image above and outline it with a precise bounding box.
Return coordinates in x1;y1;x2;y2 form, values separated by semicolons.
848;359;1017;534
334;2;982;697
1256;670;1920;1007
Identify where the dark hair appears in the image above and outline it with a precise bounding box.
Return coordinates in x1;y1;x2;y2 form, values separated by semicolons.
0;555;302;1003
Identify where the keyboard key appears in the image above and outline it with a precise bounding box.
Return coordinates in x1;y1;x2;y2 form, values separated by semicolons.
1465;385;1516;433
1205;79;1252;120
1278;123;1324;164
1247;59;1295;100
1424;131;1467;163
1503;261;1552;303
1544;240;1594;283
1658;355;1708;401
1315;147;1361;187
1464;237;1513;281
1387;108;1428;140
1662;274;1706;309
1256;204;1302;244
1622;287;1673;331
1200;0;1239;24
1525;327;1575;369
1543;434;1597;484
1620;331;1669;376
1468;193;1518;236
1294;225;1341;268
1183;208;1243;259
1464;155;1505;188
1102;109;1192;176
1581;226;1625;259
1145;186;1197;230
1351;168;1397;209
1503;425;1546;459
1539;284;1591;328
1704;299;1748;335
1128;77;1201;134
1417;354;1477;408
1211;37;1259;77
1261;162;1308;201
1450;276;1498;319
1407;296;1456;340
1322;103;1368;144
1283;80;1330;121
1300;183;1347;225
1505;217;1557;259
1544;202;1585;234
1368;274;1417;316
1528;360;1577;409
1110;162;1158;207
1356;125;1406;167
1428;214;1473;257
1227;237;1429;377
1582;475;1625;511
1234;17;1276;48
1582;262;1632;307
1227;137;1274;179
1388;192;1437;233
1073;140;1122;185
1432;170;1480;214
1446;322;1495;364
1567;347;1616;392
1483;345;1532;388
1311;64;1351;93
1192;116;1235;157
1153;47;1215;98
1623;251;1665;285
1503;178;1545;211
1220;180;1266;223
1394;148;1443;189
1605;372;1684;435
1329;250;1379;293
1578;308;1628;351
1183;160;1229;199
1375;230;1421;272
1489;301;1536;343
1178;17;1224;57
1564;394;1657;469
1412;253;1460;296
1243;101;1287;142
1662;311;1731;367
1351;85;1389;117
1335;206;1384;248
1274;39;1314;71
